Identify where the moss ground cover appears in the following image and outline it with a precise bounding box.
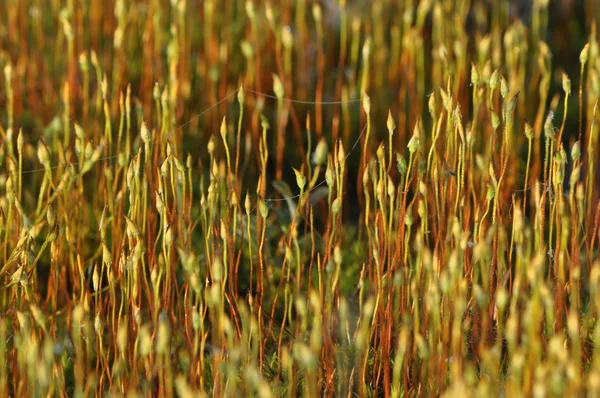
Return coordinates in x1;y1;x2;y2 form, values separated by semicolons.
1;0;600;396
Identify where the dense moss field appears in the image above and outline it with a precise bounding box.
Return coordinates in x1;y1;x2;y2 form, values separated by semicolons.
1;0;600;396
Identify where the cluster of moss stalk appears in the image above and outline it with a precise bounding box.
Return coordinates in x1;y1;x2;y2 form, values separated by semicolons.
2;0;600;396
